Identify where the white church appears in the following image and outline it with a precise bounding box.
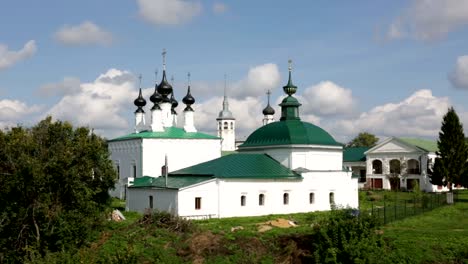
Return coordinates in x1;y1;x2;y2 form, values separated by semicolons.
108;55;359;218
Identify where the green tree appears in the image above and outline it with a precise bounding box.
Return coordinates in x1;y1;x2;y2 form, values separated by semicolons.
346;132;379;147
430;107;468;191
0;117;116;262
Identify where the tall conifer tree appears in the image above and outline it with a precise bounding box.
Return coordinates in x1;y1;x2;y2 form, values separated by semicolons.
430;107;468;191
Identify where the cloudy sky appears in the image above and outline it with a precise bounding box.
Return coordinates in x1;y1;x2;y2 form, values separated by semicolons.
1;0;468;142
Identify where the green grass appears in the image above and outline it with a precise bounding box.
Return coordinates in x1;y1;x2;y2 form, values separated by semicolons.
32;191;468;263
382;190;468;263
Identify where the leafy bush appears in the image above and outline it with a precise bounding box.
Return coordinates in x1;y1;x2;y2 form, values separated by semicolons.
308;208;387;263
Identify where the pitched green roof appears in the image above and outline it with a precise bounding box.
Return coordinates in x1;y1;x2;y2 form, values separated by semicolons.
398;138;438;152
108;127;219;142
239;120;341;148
343;147;369;162
170;153;301;179
131;175;213;189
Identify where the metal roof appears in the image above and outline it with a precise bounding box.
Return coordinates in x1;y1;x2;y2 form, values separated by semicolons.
108;127;219;142
343;147;370;162
239;120;341;148
170;153;301;179
131;175;213;189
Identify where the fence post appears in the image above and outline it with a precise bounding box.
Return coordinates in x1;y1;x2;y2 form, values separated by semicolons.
404;200;407;218
384;197;386;224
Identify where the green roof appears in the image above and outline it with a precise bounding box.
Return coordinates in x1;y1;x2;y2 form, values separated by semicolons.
398;138;438;152
109;127;219;142
170;153;301;179
343;147;369;162
131;175;213;189
239;120;341;148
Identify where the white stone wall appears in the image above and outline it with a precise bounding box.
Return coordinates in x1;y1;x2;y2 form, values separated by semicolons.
241;146;343;171
217;120;236;151
109;137;221;199
126;171;359;218
141;138;221;177
126;188;178;214
109;140;142;199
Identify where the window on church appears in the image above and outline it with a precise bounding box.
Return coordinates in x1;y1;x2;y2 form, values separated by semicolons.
283;193;289;205
195;197;201;210
224;122;228;129
218;123;222;130
309;193;315;204
241;195;246;206
116;164;120;179
407;159;420;174
329;192;335;205
230;122;234;129
259;194;265;206
149;195;153;209
133;164;137;178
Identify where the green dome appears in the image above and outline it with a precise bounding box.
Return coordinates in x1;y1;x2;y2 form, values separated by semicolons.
239;120;341;148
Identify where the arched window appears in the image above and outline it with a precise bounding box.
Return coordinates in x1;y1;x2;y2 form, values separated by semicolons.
218;122;222;130
329;192;335;205
407;159;420;174
309;193;315;204
390;159;401;174
230;122;234;129
259;194;265;206
372;160;382;174
223;121;228;129
241;195;246;206
283;193;289;205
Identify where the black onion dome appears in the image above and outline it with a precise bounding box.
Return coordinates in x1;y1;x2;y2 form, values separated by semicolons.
182;86;195;105
134;88;146;113
170;93;178;108
262;104;275;115
157;70;173;102
150;83;162;110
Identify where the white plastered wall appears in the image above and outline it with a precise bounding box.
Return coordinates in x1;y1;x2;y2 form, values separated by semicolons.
126;188;178;214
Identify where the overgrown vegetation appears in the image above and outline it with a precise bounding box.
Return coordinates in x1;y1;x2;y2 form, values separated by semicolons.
7;190;468;263
0;117;116;262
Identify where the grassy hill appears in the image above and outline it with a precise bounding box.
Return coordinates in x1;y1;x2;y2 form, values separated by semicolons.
28;190;468;264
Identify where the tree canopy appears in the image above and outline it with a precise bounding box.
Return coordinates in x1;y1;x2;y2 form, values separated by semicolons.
346;132;379;148
430;107;468;190
0;117;116;262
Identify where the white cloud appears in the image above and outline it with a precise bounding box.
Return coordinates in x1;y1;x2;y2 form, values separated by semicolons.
213;3;227;14
300;81;356;116
137;0;202;26
54;21;113;46
45;69;137;137
37;77;82;97
329;89;451;139
0;99;42;129
0;40;37;70
449;55;468;89
387;0;468;40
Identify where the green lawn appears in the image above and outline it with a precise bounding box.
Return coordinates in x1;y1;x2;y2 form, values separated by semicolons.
382;190;468;263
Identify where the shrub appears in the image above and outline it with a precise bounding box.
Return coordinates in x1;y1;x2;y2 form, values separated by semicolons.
140;211;196;233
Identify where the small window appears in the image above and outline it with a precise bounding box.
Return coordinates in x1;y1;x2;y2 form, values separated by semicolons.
259;194;265;206
133;164;137;178
230;122;234;129
195;197;201;210
329;192;335;205
149;195;153;209
223;121;228;129
218;122;222;130
309;193;315;204
283;193;289;205
241;195;246;206
116;165;120;179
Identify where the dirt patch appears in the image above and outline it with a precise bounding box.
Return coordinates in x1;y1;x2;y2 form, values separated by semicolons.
258;218;298;231
179;231;224;263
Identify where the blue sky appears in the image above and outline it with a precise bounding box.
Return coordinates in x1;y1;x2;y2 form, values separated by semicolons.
1;0;468;141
